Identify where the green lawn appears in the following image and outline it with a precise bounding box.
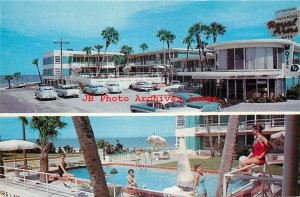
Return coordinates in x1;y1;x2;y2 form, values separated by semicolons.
157;156;283;175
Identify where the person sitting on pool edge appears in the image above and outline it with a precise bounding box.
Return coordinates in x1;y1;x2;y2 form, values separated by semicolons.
238;123;269;171
126;169;137;188
191;163;207;197
58;153;75;187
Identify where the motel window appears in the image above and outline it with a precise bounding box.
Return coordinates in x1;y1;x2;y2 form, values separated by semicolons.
273;48;278;69
227;49;234;70
55;56;61;63
245;48;256;69
176;116;186;127
278;48;283;69
204;137;218;149
235;48;244;69
217;50;227;70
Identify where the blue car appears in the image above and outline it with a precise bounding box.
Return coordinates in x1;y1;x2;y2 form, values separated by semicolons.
172;93;222;112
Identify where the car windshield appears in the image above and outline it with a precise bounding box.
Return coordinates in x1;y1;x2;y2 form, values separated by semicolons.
43;88;54;90
109;84;118;86
165;101;184;109
140;82;148;85
92;85;103;88
62;86;78;89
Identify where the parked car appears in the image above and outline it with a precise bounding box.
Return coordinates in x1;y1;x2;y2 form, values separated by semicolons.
56;85;81;98
107;83;122;93
14;82;26;88
151;81;166;90
35;86;58;100
173;92;222;112
168;80;181;86
150;84;185;96
84;84;108;95
130;97;201;113
132;81;152;91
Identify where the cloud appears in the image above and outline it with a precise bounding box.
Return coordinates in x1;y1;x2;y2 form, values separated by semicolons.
0;1;181;38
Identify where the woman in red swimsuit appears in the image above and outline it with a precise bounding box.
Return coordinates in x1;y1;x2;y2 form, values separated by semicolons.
239;123;269;168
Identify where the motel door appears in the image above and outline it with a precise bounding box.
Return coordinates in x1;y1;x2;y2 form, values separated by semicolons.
228;79;244;100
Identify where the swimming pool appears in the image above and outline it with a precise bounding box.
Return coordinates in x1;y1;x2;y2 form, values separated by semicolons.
69;165;247;196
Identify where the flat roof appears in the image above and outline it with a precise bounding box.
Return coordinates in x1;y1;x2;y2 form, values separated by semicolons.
207;39;300;51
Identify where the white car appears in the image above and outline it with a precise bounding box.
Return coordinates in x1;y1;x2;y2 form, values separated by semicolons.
35;86;58;100
133;81;152;91
56;85;81;98
84;84;108;95
107;83;122;93
14;82;26;88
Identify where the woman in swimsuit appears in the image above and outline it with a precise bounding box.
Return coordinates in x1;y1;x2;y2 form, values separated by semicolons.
191;163;207;197
239;123;269;168
126;169;137;188
58;153;74;187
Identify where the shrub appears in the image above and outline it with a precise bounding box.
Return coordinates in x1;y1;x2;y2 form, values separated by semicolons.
287;86;299;100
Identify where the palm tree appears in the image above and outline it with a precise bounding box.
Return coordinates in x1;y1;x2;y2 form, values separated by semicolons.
72;117;109;197
30;116;67;183
112;55;125;78
94;44;103;76
32;58;43;84
182;33;195;72
189;23;205;71
101;27;119;66
140;43;148;65
205;116;215;157
165;31;176;65
18;116;28;166
4;75;13;88
82;47;93;77
13;72;21;83
157;29;169;84
215;115;240;197
209;22;226;43
120;45;134;67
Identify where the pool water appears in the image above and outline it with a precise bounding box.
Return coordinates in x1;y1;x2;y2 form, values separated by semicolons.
69;165;246;196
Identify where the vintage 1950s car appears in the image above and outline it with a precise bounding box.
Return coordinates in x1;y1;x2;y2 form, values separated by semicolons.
172;92;222;112
56;85;81;98
35;86;58;100
132;81;153;91
107;83;122;94
84;84;108;95
130;97;202;113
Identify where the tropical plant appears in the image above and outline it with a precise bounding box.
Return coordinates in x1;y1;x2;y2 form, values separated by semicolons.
30;116;67;182
4;75;13;88
82;47;93;76
215;115;240;196
94;44;103;75
120;45;133;66
189;23;205;71
182;33;195;72
208;22;226;43
157;29;169;84
112;55;125;78
72;117;109;197
32;58;43;83
13;72;21;83
18;116;28;165
101;27;119;65
165;31;176;65
140;43;148;65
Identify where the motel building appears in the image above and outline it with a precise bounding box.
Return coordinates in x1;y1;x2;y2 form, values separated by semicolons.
42;48;214;88
175;115;285;153
178;39;300;101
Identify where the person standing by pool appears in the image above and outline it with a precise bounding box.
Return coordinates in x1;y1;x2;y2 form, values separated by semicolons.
127;169;137;188
191;163;207;197
58;153;74;187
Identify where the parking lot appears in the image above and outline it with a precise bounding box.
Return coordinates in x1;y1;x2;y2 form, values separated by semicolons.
0;87;299;113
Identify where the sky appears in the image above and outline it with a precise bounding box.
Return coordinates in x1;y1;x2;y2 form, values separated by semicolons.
0;116;176;140
1;1;300;75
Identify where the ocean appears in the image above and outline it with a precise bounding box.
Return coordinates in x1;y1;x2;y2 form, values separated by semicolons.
29;136;176;149
0;75;41;87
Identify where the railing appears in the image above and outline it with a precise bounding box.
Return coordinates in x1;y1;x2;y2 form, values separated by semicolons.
193;117;285;133
223;164;282;197
0;165;93;197
0;165;189;197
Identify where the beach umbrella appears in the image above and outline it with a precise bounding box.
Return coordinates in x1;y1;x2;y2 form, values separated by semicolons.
0;140;38;165
270;131;285;150
0;140;38;151
147;135;168;147
122;66;131;73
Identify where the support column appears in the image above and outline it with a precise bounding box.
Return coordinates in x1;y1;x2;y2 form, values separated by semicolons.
282;115;300;196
